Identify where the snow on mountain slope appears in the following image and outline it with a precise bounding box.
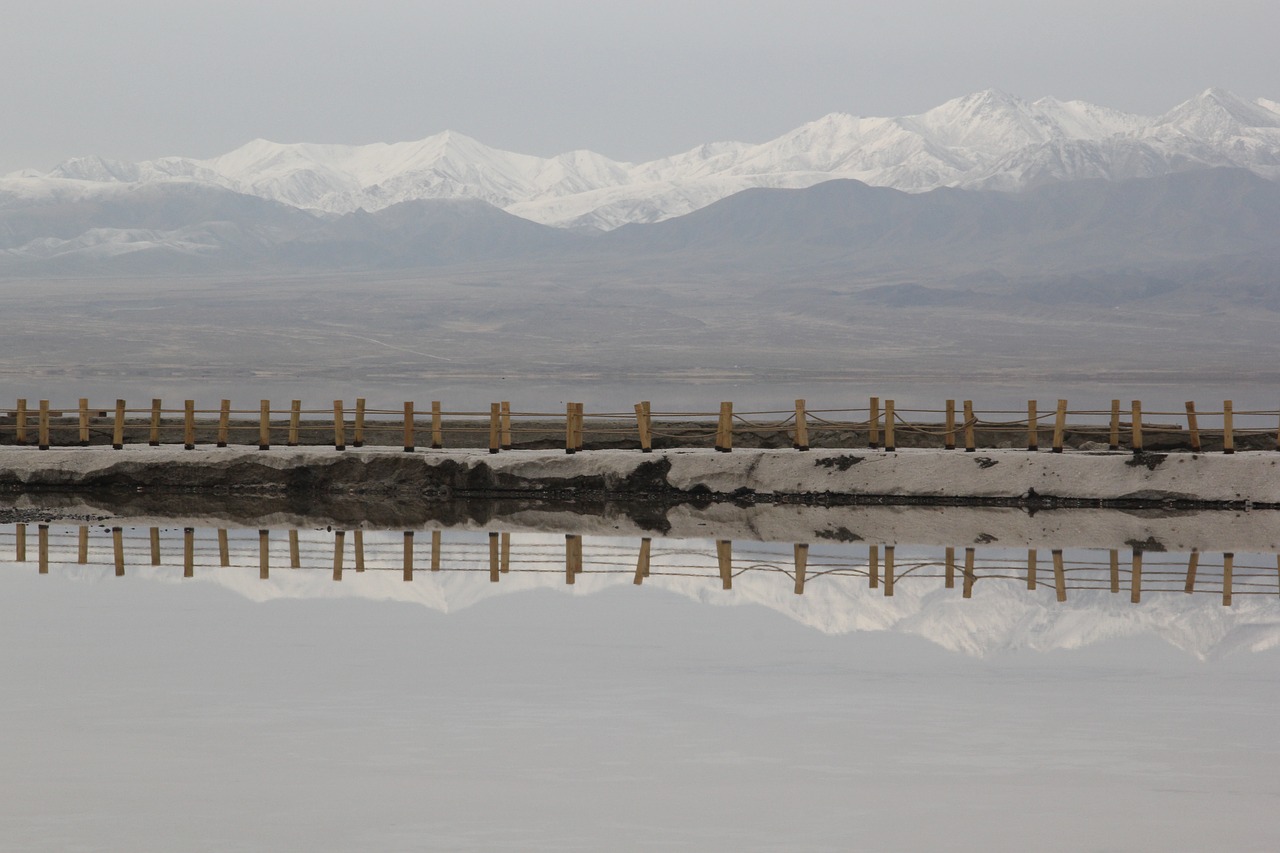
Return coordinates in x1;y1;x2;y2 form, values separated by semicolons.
7;88;1278;230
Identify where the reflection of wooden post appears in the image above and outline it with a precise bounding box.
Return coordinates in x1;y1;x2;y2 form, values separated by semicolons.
258;400;271;450
489;403;501;454
489;532;500;582
354;530;365;572
1052;400;1067;453
945;400;956;450
183;400;195;450
78;525;89;564
218;529;230;567
944;546;955;588
113;527;124;577
1052;549;1066;602
217;399;231;447
500;532;510;573
717;539;733;590
332;530;343;581
353;398;365;448
16;398;27;445
112;399;126;449
1223;400;1234;455
500;402;512;450
183;528;194;578
635;402;652;452
1109;550;1120;593
403;531;414;581
333;401;346;451
794;400;809;451
15;524;26;562
431;401;443;449
1131;401;1143;452
962;547;975;599
1109;400;1121;451
869;545;879;588
38;400;50;450
1185;402;1201;452
1027;548;1037;589
403;402;415;452
289;530;300;568
1223;552;1233;607
260;529;271;580
1131;550;1142;604
149;399;162;446
793;543;808;594
868;397;880;449
38;524;49;574
963;400;975;452
716;402;733;453
1184;551;1199;593
431;529;441;571
288;400;301;447
884;545;896;596
78;398;90;446
634;537;651;585
1027;400;1038;451
884;400;896;452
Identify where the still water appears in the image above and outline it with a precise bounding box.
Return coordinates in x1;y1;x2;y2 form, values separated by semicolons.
2;516;1278;851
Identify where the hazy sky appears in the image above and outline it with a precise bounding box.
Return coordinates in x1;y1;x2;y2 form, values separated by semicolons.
4;0;1278;172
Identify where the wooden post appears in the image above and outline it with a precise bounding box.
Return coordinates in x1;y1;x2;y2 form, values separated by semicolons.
260;530;270;580
288;400;301;447
489;532;500;582
183;400;195;450
353;398;365;448
113;527;124;577
574;402;585;452
500;401;512;450
402;402;415;452
78;398;90;446
962;547;975;599
635;402;653;452
16;523;26;562
868;397;880;449
38;400;50;450
1131;550;1142;604
150;527;161;566
1027;549;1037;590
1052;549;1066;602
716;402;733;452
431;401;443;448
1223;400;1234;455
1131;400;1143;452
489;403;501;454
869;545;879;588
332;530;343;581
78;526;89;563
963;400;976;452
1027;400;1038;451
565;402;575;454
38;524;49;574
1223;552;1234;606
431;529;441;571
794;399;809;451
183;528;194;578
218;529;230;567
217;399;231;447
289;530;300;568
354;530;365;572
112;399;126;449
333;400;345;451
944;400;956;450
403;531;414;582
633;537;651;585
793;543;808;594
1184;551;1199;593
1110;549;1120;593
944;546;955;588
1052;400;1067;453
149;399;162;446
1109;399;1121;451
500;532;510;574
717;539;732;590
884;545;895;597
1185;402;1201;452
258;400;271;450
884;399;896;452
15;398;27;445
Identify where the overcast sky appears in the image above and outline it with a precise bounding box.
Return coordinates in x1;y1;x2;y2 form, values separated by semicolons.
4;0;1278;173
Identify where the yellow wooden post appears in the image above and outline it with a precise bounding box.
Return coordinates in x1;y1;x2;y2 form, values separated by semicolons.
149;399;162;446
489;532;500;582
884;399;896;452
1184;551;1199;593
38;400;50;450
489;403;501;454
500;531;510;574
1223;552;1234;606
332;530;343;581
944;399;956;450
1027;548;1037;589
1052;400;1067;453
1027;400;1038;451
403;531;414;582
963;400;976;452
259;529;270;580
1109;399;1121;451
565;534;578;585
793;543;808;594
112;399;126;450
500;401;512;450
884;545;895;596
183;400;195;450
289;529;300;568
403;402;414;452
869;544;879;588
794;399;809;451
353;398;365;448
217;399;231;447
1223;400;1234;455
112;527;124;577
15;523;27;562
717;539;733;590
288;400;301;447
1052;549;1066;602
962;546;975;599
565;402;575;454
575;402;585;451
354;529;365;572
1185;402;1201;452
333;400;345;451
183;528;194;578
431;401;443;449
635;402;652;452
150;527;161;566
78;398;90;446
1110;549;1120;593
868;396;880;449
38;524;49;574
15;398;27;445
944;546;955;588
633;537;651;585
1131;401;1143;452
716;402;733;452
1131;549;1142;604
258;400;271;450
77;526;89;564
218;529;229;567
431;529;441;571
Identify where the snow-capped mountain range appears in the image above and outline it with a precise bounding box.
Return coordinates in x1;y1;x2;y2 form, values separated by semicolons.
5;88;1278;231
